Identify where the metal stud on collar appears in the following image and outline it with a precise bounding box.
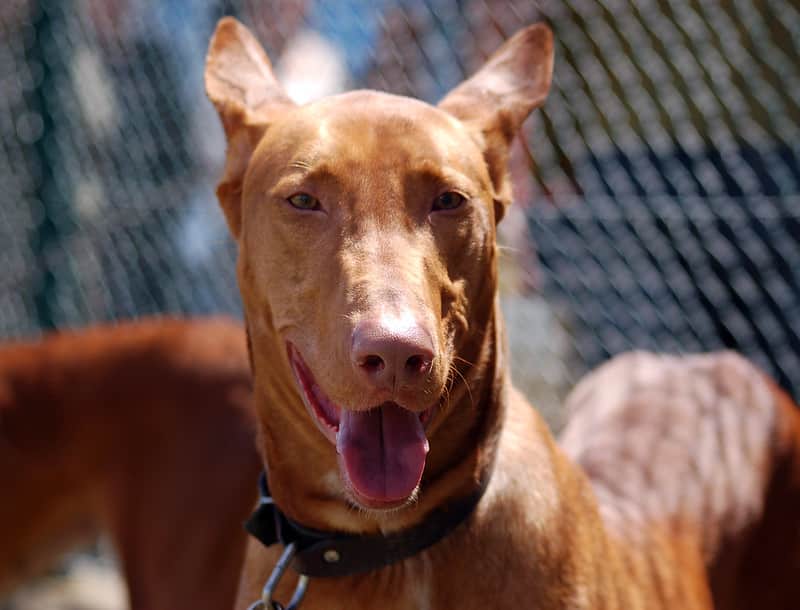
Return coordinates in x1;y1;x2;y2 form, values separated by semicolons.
247;542;310;610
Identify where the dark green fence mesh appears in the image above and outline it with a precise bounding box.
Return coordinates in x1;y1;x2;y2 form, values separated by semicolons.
1;0;798;411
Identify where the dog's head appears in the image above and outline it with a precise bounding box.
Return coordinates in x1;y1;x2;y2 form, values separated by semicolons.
206;18;552;511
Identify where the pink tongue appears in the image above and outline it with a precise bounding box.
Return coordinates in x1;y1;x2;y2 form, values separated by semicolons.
337;402;429;504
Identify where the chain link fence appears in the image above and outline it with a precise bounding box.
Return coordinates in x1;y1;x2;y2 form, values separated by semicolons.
1;0;798;426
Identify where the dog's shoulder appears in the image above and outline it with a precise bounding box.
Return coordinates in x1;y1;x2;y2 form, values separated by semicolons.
560;351;778;558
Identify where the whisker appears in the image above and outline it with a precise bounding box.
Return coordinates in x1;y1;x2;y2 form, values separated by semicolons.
450;362;475;409
438;364;459;416
440;369;454;411
452;355;476;369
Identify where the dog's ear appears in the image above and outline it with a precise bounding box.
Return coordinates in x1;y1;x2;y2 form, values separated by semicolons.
205;17;294;237
438;23;553;222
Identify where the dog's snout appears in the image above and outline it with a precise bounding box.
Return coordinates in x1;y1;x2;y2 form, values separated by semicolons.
351;317;434;391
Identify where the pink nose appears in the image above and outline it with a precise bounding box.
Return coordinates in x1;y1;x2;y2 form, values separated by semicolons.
351;318;434;391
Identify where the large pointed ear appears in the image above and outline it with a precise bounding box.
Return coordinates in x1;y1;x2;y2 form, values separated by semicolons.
205;17;294;237
438;23;553;221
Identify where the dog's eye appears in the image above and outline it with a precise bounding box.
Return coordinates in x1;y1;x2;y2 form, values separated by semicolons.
432;191;466;212
287;193;320;210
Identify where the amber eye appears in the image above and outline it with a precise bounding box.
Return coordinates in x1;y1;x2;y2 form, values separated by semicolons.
287;193;320;210
432;191;466;212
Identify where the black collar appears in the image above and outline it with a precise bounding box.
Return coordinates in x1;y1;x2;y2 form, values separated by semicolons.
245;472;487;578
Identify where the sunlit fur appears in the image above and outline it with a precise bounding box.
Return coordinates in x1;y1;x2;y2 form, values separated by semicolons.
206;17;800;610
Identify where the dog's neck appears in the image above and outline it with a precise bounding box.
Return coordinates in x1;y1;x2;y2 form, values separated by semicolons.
245;296;508;536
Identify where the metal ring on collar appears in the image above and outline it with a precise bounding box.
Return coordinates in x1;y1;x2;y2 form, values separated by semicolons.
247;542;310;610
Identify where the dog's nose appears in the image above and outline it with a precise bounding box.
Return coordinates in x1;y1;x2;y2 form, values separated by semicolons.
351;317;434;391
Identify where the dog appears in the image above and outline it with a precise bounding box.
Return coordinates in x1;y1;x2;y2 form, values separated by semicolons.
205;17;800;609
0;317;260;610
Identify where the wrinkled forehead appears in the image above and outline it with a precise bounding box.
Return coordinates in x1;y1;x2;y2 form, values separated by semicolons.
255;91;487;179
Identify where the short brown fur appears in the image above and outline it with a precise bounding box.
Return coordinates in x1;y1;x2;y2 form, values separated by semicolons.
201;17;800;609
0;317;260;610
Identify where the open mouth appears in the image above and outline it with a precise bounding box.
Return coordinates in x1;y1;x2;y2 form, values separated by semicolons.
287;342;434;508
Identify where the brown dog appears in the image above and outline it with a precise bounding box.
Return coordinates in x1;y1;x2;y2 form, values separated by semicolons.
0;317;260;610
205;17;800;609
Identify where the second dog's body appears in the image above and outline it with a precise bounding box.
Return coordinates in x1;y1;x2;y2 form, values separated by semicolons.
0;318;260;610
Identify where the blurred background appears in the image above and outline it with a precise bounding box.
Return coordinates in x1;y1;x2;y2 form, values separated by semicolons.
1;0;798;607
